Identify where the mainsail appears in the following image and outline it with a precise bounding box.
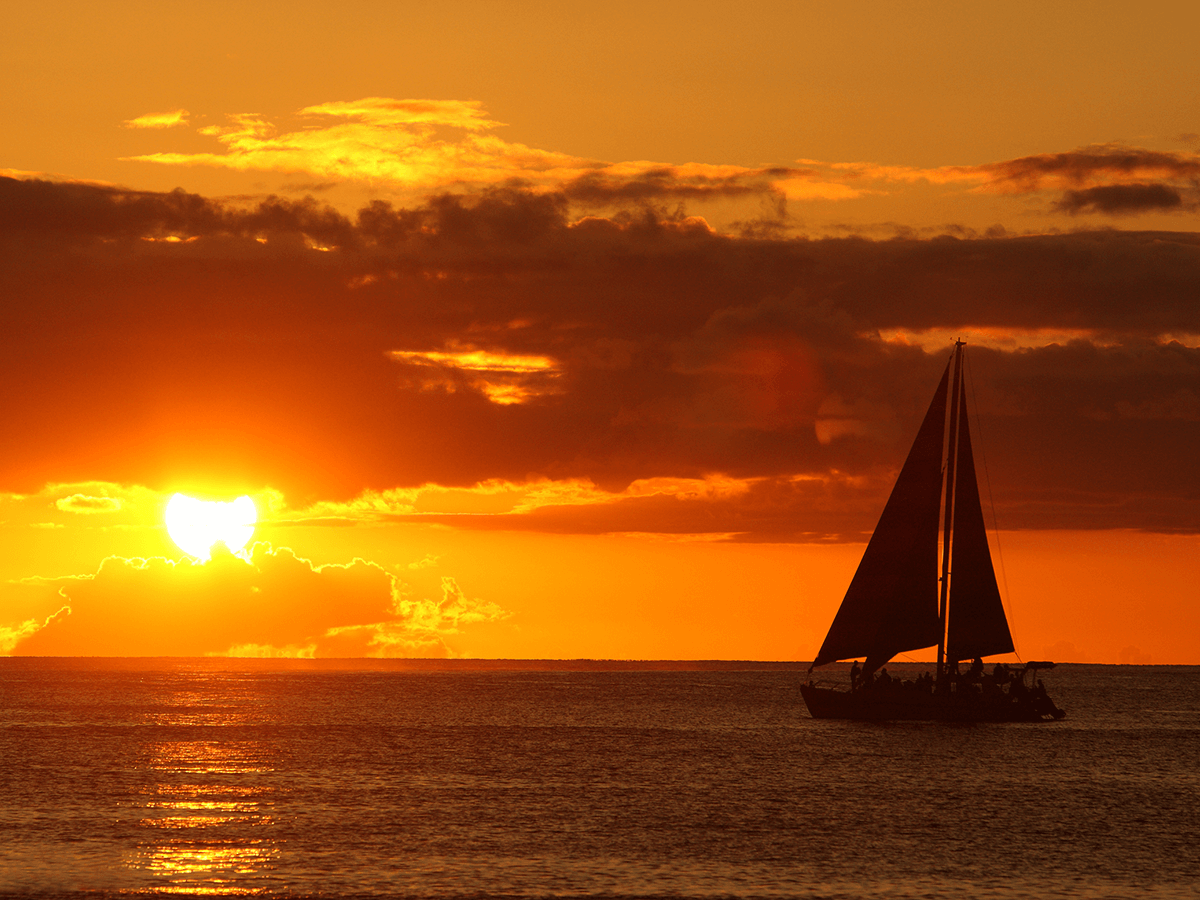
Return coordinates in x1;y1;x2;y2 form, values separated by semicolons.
812;363;949;673
812;342;1015;676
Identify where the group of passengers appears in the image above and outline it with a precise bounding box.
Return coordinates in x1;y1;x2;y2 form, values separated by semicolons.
848;657;1045;700
849;660;933;693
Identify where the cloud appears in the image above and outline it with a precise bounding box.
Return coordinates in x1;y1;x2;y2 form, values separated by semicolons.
12;543;507;657
773;178;868;201
800;146;1200;214
300;98;499;131
126;98;603;188
1054;183;1187;215
561;165;796;206
0;606;69;653
388;347;564;405
271;476;765;531
117;100;1200;235
56;493;123;514
822;145;1200;194
372;473;888;542
2;175;1200;535
978;146;1200;193
1119;645;1153;665
117;98;871;217
0;482;170;534
124;109;189;129
121;98;1200;236
396;575;507;632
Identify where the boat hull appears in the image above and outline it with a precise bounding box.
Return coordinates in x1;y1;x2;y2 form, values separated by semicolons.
800;683;1065;723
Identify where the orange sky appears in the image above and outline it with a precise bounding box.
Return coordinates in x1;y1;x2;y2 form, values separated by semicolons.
2;2;1199;662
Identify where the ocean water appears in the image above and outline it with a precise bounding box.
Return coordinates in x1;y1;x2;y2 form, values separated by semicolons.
0;659;1197;899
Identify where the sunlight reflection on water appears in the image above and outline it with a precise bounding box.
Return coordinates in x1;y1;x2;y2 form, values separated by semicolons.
125;686;281;895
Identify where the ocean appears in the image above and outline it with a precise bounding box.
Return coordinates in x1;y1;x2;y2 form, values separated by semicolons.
0;659;1196;899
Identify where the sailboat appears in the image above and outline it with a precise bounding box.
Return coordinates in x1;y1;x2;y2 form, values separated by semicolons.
800;341;1065;722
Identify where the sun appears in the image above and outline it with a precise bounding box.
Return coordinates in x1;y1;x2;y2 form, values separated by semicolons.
165;493;257;560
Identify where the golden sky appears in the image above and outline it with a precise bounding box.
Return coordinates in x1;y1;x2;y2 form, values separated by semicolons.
2;2;1199;662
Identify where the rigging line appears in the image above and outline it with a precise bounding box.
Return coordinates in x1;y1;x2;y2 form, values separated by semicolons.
964;351;1023;664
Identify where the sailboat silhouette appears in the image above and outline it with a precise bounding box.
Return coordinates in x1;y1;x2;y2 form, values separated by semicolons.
801;341;1065;722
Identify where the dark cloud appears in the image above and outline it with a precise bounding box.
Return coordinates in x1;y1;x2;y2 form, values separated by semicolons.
1054;183;1186;215
2;176;1199;534
561;167;799;206
0;176;356;247
281;181;341;193
983;146;1200;191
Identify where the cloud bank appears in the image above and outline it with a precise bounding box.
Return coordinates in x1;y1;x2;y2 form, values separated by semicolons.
14;543;506;657
2;174;1199;537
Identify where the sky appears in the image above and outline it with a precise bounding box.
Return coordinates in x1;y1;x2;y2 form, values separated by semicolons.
2;1;1199;662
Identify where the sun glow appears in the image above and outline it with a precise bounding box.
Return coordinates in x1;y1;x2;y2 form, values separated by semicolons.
165;494;256;560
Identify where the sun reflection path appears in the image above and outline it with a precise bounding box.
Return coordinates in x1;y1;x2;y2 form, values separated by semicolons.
129;679;283;895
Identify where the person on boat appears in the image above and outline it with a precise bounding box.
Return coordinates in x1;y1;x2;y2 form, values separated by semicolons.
850;660;861;692
1031;680;1065;719
944;660;960;690
1011;674;1028;699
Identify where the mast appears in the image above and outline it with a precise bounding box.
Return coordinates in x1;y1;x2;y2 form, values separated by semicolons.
936;340;965;680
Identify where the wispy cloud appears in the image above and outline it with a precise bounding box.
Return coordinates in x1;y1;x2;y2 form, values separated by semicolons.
124;109;189;129
805;145;1200;215
55;493;122;514
813;145;1200;193
126;98;601;188
388;346;563;405
977;146;1200;193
